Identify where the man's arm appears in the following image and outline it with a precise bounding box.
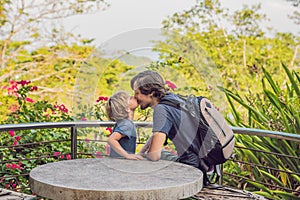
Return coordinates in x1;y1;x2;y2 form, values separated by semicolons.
144;132;166;161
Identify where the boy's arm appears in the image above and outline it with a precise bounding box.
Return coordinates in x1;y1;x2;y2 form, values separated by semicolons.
108;132;143;160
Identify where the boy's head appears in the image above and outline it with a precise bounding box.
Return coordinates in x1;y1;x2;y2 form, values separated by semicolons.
106;91;132;121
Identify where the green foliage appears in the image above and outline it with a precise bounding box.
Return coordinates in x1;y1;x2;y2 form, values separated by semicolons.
220;64;300;199
0;80;111;192
158;0;299;97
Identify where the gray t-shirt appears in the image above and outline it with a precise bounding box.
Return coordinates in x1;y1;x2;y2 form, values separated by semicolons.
153;93;202;158
109;119;137;158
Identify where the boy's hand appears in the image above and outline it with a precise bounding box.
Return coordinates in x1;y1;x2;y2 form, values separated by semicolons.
125;154;144;160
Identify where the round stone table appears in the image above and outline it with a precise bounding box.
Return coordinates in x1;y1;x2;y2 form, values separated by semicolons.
29;158;203;200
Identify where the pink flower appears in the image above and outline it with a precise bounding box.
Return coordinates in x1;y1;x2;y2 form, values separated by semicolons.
84;138;90;143
105;144;110;155
53;152;61;156
81;117;86;121
13;141;18;146
66;154;71;160
15;136;21;141
25;97;35;103
165;80;177;90
6;80;19;97
60;154;65;159
18;162;22;169
12;183;16;188
16;162;22;170
8;130;15;137
6;164;11;169
95;151;104;158
106;127;113;134
8;105;19;112
5;184;9;189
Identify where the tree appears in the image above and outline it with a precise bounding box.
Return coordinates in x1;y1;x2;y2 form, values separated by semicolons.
156;0;299;95
0;0;108;68
0;0;113;119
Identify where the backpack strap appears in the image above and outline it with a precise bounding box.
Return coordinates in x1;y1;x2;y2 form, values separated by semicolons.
159;99;181;110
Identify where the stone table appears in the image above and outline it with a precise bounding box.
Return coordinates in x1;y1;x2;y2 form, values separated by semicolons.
29;158;203;200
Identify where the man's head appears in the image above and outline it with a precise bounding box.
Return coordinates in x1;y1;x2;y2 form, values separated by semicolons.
130;70;167;110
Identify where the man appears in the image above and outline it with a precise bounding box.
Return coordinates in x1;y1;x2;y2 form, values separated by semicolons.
131;70;208;175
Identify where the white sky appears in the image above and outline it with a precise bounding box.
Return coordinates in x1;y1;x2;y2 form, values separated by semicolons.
63;0;299;47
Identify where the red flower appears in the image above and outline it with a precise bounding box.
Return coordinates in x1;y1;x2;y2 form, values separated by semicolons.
165;80;177;90
16;80;31;86
54;103;69;113
30;86;38;91
8;130;14;137
25;97;35;103
96;96;109;102
53;152;61;156
66;154;71;160
11;163;17;170
106;127;113;133
60;154;65;159
15;136;21;141
6;164;11;169
59;104;68;113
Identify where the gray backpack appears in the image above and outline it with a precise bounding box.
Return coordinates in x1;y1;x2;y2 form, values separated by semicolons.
159;95;235;181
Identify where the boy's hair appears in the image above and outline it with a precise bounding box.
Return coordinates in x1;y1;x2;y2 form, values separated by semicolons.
106;91;130;121
130;70;167;99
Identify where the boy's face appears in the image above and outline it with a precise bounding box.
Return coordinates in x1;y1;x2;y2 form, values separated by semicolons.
128;96;138;110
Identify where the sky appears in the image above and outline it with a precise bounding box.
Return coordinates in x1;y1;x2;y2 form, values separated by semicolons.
63;0;299;47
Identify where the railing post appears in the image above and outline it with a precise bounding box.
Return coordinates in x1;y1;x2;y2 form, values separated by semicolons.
71;126;77;159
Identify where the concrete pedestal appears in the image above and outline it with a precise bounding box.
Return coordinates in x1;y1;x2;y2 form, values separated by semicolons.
30;158;203;200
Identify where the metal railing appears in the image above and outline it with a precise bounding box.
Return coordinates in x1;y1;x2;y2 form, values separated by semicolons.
1;121;299;158
0;121;299;194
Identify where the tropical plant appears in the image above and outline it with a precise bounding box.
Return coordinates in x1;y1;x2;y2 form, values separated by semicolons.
220;63;300;199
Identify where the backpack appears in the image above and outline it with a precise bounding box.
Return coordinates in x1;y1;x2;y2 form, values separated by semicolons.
159;95;235;184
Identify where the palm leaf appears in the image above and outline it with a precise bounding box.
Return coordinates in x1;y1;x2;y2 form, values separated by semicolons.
262;67;280;95
219;87;268;122
259;169;285;187
247;180;272;193
254;191;274;199
273;190;300;200
282;62;300;96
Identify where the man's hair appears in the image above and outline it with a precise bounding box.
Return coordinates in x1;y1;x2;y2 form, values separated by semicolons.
106;91;130;121
130;70;167;99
